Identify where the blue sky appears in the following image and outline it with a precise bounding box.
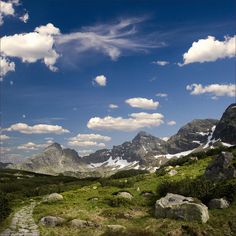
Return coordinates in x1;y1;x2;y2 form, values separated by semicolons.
0;0;235;160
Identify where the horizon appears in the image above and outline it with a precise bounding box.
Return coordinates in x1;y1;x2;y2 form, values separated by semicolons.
0;0;235;161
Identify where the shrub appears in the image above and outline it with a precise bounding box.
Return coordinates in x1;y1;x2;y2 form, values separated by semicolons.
105;196;132;207
0;192;11;223
110;169;148;179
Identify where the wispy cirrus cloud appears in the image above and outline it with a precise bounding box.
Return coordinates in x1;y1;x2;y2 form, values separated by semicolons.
56;17;165;61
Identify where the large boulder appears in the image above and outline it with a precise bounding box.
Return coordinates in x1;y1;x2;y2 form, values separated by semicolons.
208;198;230;209
117;192;133;200
204;152;236;180
40;216;65;227
44;193;63;202
106;224;126;232
155;193;209;223
71;219;99;228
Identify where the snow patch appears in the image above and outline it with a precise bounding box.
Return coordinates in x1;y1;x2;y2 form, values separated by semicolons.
155;149;194;159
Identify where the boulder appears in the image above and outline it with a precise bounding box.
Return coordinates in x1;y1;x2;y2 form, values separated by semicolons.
117;191;133;200
71;219;99;228
40;216;65;227
155;193;209;223
204;152;236;180
208;198;230;209
168;169;178;176
44;193;63;202
106;224;126;232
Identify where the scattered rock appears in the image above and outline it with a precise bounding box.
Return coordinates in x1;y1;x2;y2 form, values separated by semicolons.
137;187;140;191
155;193;209;223
40;216;65;227
208;198;230;209
204;152;236;180
117;191;133;200
93;186;98;190
106;224;126;232
71;219;99;228
141;191;154;198
88;197;99;202
168;169;178;176
44;193;63;202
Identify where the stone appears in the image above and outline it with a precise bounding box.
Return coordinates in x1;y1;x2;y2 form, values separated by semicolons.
208;198;230;209
204;152;236;180
117;191;133;199
106;224;126;232
141;191;154;197
40;216;65;227
45;193;63;202
71;219;99;228
168;169;178;176
155;193;209;223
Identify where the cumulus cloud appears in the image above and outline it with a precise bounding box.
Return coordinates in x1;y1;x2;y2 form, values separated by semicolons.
0;0;28;26
179;35;236;66
109;104;118;109
152;60;169;66
167;120;176;126
156;93;168;98
0;134;10;140
67;133;111;148
93;75;107;86
186;83;235;98
17;142;46;150
0;56;15;80
19;12;29;23
56;17;164;61
87;112;164;131
1;23;60;72
5;123;69;134
125;97;159;110
78;149;94;157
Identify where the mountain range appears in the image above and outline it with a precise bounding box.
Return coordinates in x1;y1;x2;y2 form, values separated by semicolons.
7;103;236;177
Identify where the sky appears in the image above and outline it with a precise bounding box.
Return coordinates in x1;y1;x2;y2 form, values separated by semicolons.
0;0;235;161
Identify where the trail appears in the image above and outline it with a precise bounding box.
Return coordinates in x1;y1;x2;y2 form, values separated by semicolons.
0;201;39;236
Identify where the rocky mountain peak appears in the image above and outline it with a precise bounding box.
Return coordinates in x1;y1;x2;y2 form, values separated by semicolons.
44;143;62;152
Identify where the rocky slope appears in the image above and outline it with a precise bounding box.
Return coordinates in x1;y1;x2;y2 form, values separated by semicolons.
9;103;236;176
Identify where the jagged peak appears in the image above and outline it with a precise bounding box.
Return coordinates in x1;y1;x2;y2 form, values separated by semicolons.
44;142;62;151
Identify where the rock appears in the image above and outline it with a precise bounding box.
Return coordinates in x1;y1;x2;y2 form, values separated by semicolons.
168;169;178;176
141;191;154;198
93;186;97;190
40;216;65;227
204;152;236;180
137;187;140;191
155;193;209;223
208;198;230;209
71;219;99;228
45;193;64;202
117;191;133;199
106;224;126;232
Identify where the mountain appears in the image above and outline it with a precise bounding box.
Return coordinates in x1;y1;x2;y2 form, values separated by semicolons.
11;143;87;175
9;104;236;176
212;103;236;145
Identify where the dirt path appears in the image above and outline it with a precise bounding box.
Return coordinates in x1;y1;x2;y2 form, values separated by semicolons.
0;201;40;236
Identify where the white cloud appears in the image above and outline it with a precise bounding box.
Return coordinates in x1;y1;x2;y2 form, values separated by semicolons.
0;134;10;140
93;75;107;86
5;123;69;134
19;12;29;23
1;147;11;154
109;104;118;109
167;120;176;126
67;133;111;148
156;93;168;98
179;35;236;65
17;142;46;150
125;97;159;110
56;17;164;61
87;112;164;131
78;149;94;157
186;83;235;97
152;60;169;66
0;56;15;80
1;23;60;72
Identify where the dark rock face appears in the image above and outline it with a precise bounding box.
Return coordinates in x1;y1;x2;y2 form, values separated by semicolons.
204;152;236;180
212;103;236;145
166;119;218;154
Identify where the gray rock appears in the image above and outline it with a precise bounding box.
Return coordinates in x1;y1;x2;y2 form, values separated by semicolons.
204;152;236;180
40;216;65;227
155;193;209;223
208;198;230;209
71;219;99;228
117;191;133;199
45;193;63;202
168;169;178;176
106;224;126;232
